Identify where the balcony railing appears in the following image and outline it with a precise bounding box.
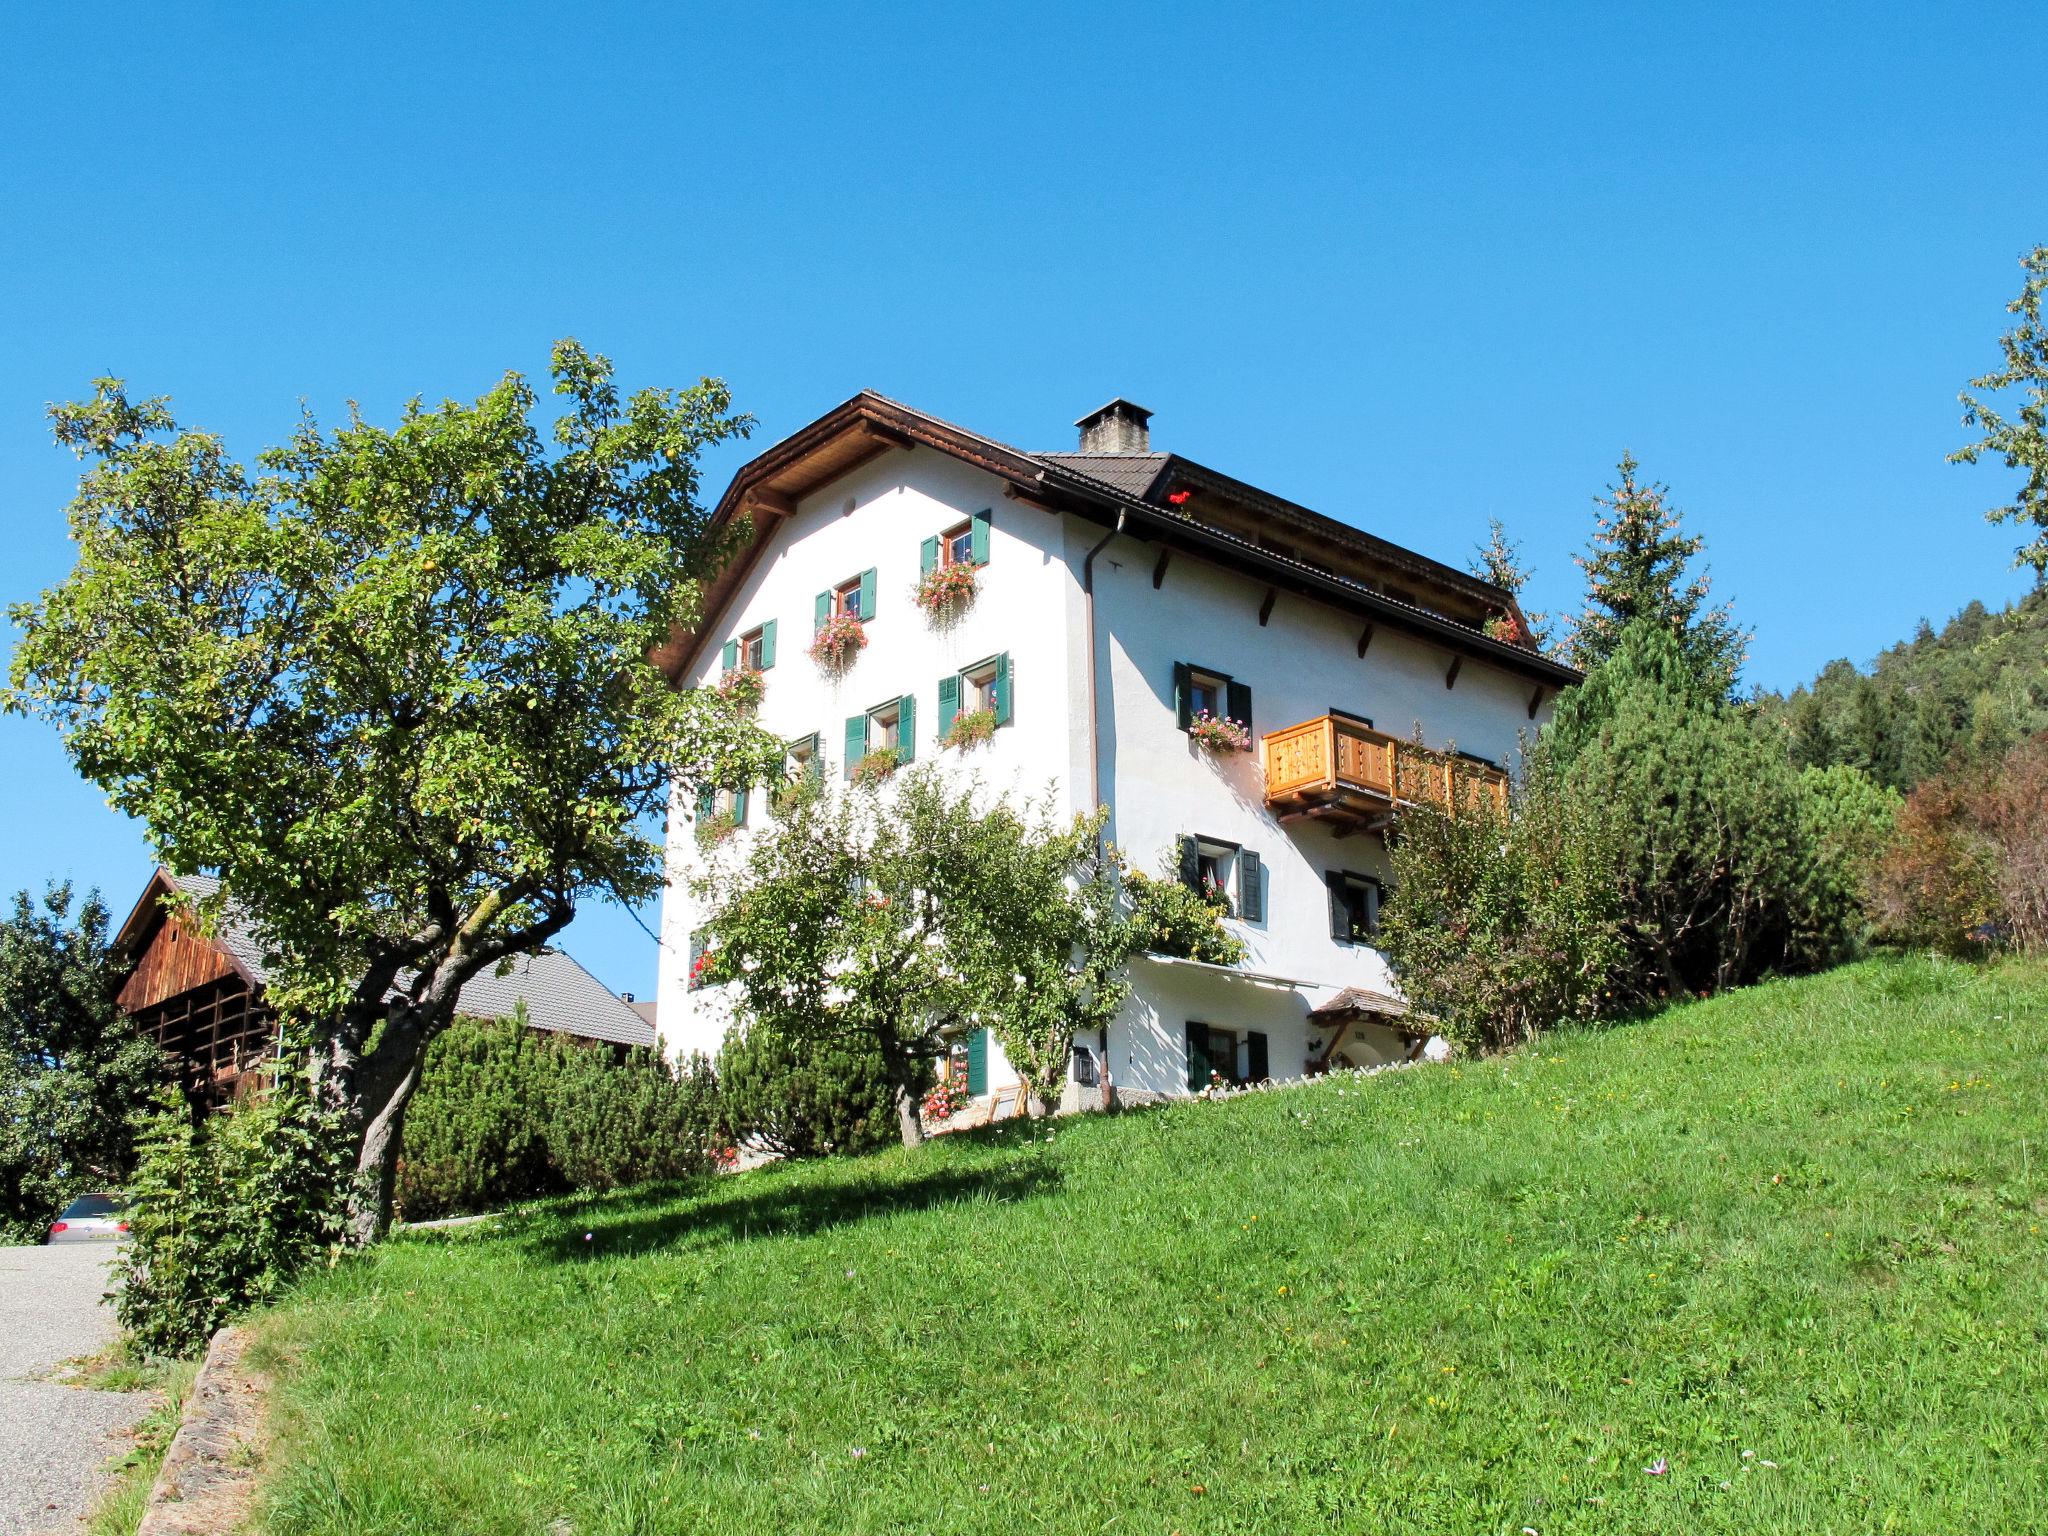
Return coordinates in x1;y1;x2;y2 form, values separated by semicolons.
1261;715;1507;829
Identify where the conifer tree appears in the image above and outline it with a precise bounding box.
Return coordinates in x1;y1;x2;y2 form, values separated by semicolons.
1565;453;1747;691
1467;517;1549;649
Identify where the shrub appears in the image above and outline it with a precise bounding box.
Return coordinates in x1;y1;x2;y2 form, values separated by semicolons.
1125;865;1245;965
395;1011;723;1221
942;707;996;753
1869;730;2048;954
1381;757;1624;1052
391;1015;560;1219
1786;764;1901;968
115;1081;345;1357
715;1022;901;1159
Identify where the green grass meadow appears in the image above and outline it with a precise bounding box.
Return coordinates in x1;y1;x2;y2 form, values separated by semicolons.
249;956;2047;1534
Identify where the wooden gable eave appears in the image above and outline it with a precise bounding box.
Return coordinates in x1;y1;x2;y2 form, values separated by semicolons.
652;392;1057;684
112;868;264;1006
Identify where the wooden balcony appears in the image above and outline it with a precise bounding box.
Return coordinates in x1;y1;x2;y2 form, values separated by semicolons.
1260;715;1508;833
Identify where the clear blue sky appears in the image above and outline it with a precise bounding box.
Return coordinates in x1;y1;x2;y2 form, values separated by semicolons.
2;2;2039;1000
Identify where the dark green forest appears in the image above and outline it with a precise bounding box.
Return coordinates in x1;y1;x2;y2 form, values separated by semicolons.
1761;587;2048;792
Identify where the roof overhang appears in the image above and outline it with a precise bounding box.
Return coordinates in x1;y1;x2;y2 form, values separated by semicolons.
657;392;1582;693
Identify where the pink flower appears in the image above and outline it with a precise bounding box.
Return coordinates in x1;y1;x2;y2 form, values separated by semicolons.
1643;1457;1668;1476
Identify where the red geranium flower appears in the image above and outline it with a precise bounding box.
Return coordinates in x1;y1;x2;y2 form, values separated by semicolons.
1167;489;1191;506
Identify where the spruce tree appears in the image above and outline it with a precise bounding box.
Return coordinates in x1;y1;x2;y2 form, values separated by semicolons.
1467;517;1549;648
1565;453;1747;691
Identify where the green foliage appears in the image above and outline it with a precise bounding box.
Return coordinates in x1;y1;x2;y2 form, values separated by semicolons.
1124;862;1245;966
251;959;2048;1534
1380;759;1624;1052
714;1023;900;1159
699;769;1138;1140
1786;764;1902;969
1543;621;1879;999
1952;244;2048;582
396;1010;722;1221
0;884;165;1244
1762;588;2048;794
4;342;784;1241
949;806;1135;1114
390;1013;558;1219
115;1081;346;1357
1565;453;1747;690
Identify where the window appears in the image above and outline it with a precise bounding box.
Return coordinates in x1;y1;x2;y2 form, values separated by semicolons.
687;929;710;990
786;732;822;784
1071;1044;1097;1087
1326;870;1382;944
922;509;991;575
1172;662;1252;735
845;695;917;777
717;786;749;827
816;569;877;630
937;653;1013;740
1185;1022;1270;1090
720;620;777;675
1176;836;1263;922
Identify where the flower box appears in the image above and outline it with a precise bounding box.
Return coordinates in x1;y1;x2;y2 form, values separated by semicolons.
808;613;867;674
715;667;766;711
942;706;997;753
694;810;739;849
1483;612;1525;646
851;747;900;786
1187;709;1251;753
915;562;979;624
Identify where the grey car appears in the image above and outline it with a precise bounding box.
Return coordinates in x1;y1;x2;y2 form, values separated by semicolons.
46;1192;128;1243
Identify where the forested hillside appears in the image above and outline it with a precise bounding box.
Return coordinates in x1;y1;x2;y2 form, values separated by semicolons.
1763;588;2048;792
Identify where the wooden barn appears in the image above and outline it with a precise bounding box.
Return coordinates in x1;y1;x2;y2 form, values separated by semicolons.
113;870;657;1110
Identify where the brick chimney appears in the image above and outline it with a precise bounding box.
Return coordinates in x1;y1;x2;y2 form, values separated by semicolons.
1075;398;1152;454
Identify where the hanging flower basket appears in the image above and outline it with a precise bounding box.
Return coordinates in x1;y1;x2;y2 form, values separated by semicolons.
688;947;720;989
1483;611;1526;646
715;667;766;712
1187;710;1250;753
851;747;900;786
809;613;867;674
915;562;979;624
942;707;997;753
694;809;739;849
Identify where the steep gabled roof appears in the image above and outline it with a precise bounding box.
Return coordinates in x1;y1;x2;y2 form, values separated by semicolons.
657;392;1579;691
113;871;655;1050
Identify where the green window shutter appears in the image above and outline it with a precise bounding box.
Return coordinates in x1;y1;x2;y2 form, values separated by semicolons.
844;715;867;780
759;619;777;669
1326;871;1350;943
966;1028;989;1095
992;652;1012;726
1226;679;1253;736
721;639;738;673
815;591;832;633
1178;835;1201;892
1239;850;1264;923
696;785;715;820
920;535;940;577
858;567;878;620
1173;661;1193;730
809;730;826;783
732;788;749;827
1185;1022;1211;1091
897;693;916;763
969;508;991;565
1246;1031;1269;1083
937;673;961;736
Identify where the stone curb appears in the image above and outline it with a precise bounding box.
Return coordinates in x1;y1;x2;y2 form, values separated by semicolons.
136;1325;264;1535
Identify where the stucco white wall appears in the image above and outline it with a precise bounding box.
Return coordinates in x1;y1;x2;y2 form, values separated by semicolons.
655;458;1554;1099
656;447;1083;1064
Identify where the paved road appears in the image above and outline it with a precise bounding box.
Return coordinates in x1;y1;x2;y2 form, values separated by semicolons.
0;1244;154;1535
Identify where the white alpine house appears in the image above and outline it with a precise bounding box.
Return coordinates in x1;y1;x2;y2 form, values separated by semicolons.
653;394;1579;1107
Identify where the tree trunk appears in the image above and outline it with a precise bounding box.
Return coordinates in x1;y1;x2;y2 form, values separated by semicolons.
1026;1088;1049;1119
895;1085;926;1148
343;1046;429;1245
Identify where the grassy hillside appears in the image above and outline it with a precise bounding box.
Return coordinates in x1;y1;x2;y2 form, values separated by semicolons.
249;958;2047;1534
